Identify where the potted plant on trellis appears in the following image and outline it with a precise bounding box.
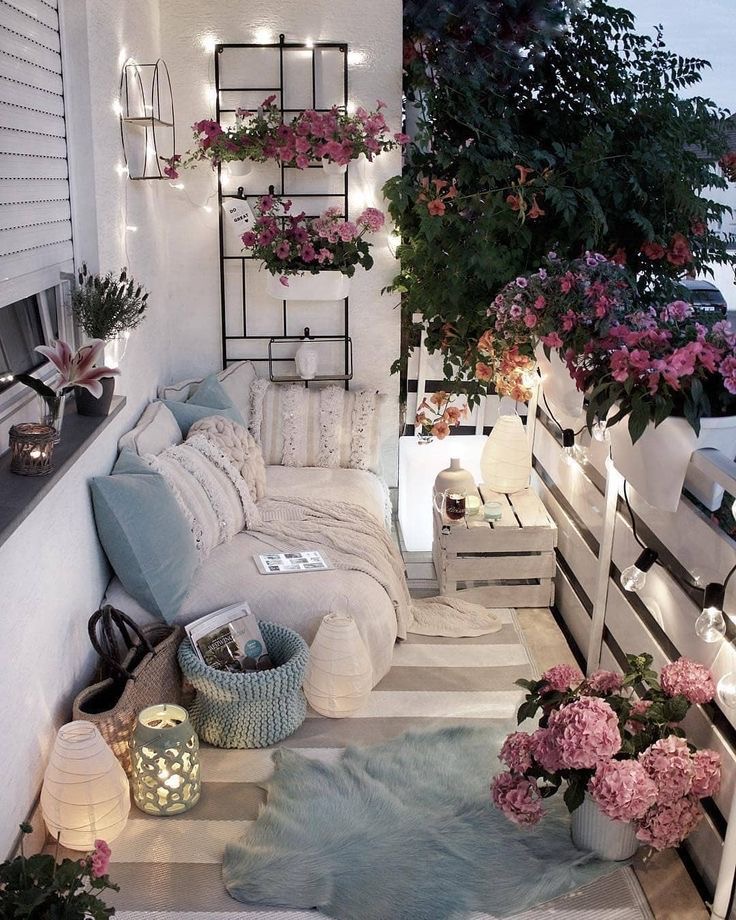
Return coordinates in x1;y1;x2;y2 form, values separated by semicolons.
71;264;149;415
240;194;385;300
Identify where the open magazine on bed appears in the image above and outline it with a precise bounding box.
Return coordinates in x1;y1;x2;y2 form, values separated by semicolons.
185;601;273;673
254;549;332;574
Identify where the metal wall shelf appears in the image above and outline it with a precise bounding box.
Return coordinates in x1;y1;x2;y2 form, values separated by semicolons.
214;35;351;387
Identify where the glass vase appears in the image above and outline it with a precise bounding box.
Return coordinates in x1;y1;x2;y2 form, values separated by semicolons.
37;392;66;443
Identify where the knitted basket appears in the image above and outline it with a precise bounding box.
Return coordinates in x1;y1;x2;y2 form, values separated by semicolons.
177;621;309;749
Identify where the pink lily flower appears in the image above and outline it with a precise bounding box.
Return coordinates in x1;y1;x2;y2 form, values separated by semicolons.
35;339;120;398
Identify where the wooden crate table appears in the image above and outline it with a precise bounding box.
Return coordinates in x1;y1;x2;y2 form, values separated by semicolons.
432;485;557;606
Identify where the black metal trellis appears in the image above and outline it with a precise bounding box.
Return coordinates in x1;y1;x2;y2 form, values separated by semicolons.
214;35;351;388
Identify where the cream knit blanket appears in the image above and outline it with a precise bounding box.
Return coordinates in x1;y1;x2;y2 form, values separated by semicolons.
253;496;503;639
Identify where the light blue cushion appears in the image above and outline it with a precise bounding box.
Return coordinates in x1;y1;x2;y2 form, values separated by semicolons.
90;450;199;623
162;373;245;435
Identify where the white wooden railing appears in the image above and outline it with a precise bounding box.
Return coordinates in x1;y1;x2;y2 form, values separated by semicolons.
529;400;736;919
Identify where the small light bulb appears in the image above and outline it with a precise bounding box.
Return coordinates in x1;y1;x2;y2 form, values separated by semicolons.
591;418;610;442
695;608;727;642
254;27;273;43
520;367;539;389
112;99;123;116
170;182;185;190
387;228;401;258
305;37;314;49
200;34;218;53
731;496;736;518
561;429;585;466
202;205;213;213
620;548;658;593
125;224;138;232
115;162;129;177
717;673;736;708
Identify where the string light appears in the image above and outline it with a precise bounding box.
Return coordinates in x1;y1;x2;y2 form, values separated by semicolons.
112;99;123;116
254;27;273;43
200;34;218;53
695;582;727;643
305;38;314;49
717;672;736;708
561;428;585;466
591;418;610;442
115;163;129;177
125;225;139;233
387;228;401;257
620;548;658;593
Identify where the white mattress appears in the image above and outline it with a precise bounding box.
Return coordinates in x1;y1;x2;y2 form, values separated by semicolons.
103;466;397;682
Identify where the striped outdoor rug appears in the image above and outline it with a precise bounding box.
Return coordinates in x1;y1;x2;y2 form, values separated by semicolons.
108;610;653;920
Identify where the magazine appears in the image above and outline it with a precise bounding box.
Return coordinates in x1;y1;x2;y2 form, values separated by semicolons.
185;601;273;673
254;550;332;574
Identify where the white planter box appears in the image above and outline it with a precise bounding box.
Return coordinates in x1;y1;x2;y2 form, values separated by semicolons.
266;271;351;301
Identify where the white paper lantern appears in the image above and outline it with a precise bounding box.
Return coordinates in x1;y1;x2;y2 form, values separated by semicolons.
304;610;373;718
479;413;531;494
41;721;130;850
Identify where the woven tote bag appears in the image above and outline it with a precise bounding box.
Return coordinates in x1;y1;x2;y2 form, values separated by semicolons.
73;606;184;774
178;621;309;749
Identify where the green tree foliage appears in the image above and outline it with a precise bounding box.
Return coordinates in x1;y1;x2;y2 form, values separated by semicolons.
385;0;735;397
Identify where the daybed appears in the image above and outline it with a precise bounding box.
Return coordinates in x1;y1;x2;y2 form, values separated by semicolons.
99;361;399;684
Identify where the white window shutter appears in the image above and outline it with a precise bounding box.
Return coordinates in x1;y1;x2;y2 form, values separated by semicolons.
0;0;73;305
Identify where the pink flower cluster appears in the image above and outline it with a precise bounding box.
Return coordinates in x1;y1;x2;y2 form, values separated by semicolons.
540;664;583;692
547;697;622;769
491;772;544;826
588;760;658;821
660;657;716;705
90;839;111;878
241;195;383;282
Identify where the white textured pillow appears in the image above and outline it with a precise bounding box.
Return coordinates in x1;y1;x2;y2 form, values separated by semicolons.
189;415;267;502
145;435;260;557
118;402;182;456
159;361;256;425
249;381;385;473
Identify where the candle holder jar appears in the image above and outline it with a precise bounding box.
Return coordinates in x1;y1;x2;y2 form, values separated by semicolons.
9;423;55;476
130;703;201;815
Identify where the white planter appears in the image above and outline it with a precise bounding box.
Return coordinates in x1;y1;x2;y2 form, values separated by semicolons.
480;413;531;494
534;343;584;420
266;270;351;301
303;611;373;718
321;158;348;176
571;795;639;861
227;159;253;177
610;413;736;513
41;722;130;850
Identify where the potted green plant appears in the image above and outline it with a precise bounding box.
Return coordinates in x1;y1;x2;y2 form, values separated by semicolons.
0;823;119;919
71;264;148;415
240;195;385;300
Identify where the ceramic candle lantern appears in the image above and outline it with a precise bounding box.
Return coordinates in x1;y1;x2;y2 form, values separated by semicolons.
304;608;373;718
41;722;130;850
130;704;201;816
480;414;531;494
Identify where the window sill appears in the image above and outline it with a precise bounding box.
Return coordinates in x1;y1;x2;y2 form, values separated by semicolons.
0;396;126;548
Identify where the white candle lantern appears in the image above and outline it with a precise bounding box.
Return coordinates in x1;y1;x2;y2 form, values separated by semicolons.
41;722;130;850
130;704;201;816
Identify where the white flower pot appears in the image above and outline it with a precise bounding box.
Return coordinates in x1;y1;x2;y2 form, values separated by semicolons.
571;794;639;861
479;413;531;494
610;413;736;513
321;158;348;176
303;611;373;718
266;270;351;301
227;159;253;178
534;343;584;420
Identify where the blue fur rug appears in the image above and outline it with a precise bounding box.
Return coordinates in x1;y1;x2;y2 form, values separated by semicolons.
223;725;614;920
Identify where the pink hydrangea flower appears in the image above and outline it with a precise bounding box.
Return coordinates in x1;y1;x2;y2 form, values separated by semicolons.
639;736;695;802
626;699;652;733
491;772;544;826
588;760;658;821
530;727;563;773
548;697;622;769
90;839;111;878
540;664;584;693
586;670;624;694
661;658;715;705
690;749;721;799
499;731;535;774
635;796;703;850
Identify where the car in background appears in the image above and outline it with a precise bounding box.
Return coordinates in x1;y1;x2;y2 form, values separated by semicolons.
678;278;728;318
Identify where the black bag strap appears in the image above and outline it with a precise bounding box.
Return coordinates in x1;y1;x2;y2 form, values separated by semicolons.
88;606;156;680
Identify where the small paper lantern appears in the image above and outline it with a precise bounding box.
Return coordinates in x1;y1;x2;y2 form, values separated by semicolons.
9;423;55;476
130;704;201;815
304;609;373;718
479;414;531;494
41;722;130;850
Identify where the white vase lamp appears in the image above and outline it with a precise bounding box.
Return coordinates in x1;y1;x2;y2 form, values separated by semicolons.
295;329;319;380
571;794;639;861
480;414;531;494
41;722;130;850
304;609;373;718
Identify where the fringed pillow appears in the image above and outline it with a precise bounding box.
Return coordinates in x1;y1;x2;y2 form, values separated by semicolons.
249;382;385;473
